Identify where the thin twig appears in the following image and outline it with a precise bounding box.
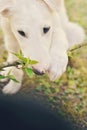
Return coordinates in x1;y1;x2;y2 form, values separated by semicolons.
0;42;87;70
0;62;20;70
68;42;87;52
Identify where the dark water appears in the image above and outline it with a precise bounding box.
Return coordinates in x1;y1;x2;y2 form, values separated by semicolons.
0;94;76;130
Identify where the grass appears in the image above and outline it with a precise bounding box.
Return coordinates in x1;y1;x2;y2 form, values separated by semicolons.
0;0;87;129
21;1;87;127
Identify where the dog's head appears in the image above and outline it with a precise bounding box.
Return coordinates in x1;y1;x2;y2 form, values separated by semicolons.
0;0;68;78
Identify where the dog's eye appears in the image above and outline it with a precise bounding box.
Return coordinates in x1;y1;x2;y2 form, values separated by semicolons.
43;27;50;34
18;30;26;37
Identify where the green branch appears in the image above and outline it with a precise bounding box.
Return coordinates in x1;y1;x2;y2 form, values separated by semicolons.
0;62;20;71
0;42;87;81
68;42;87;52
0;42;87;70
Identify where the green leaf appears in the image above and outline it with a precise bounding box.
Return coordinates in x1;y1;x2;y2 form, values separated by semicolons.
13;51;38;67
7;75;19;83
49;97;54;102
36;86;42;92
44;88;51;94
67;51;73;58
29;60;38;65
0;75;6;80
54;88;59;93
7;69;12;76
25;67;34;78
19;50;24;57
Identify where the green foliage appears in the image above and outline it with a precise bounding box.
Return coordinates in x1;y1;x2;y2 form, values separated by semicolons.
0;50;38;82
67;51;73;58
25;68;34;78
14;51;38;79
36;86;42;92
0;73;19;83
13;50;38;68
0;75;6;80
0;0;87;127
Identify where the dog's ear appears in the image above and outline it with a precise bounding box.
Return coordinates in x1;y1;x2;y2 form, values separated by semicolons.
43;0;61;12
0;0;13;17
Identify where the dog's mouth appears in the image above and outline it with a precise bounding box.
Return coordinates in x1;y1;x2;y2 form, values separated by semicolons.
33;68;45;75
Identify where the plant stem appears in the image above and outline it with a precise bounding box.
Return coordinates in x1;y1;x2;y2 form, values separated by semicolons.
0;42;87;70
0;62;20;70
68;42;87;52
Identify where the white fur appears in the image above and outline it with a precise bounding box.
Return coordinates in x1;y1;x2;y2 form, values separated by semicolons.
0;0;85;94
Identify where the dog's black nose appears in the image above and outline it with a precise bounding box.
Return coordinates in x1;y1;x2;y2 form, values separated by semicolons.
33;69;45;75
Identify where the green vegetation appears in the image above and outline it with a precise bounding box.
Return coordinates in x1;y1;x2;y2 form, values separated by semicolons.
0;51;38;82
0;0;87;129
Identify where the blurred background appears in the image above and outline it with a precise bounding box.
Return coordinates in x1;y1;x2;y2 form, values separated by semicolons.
0;0;87;129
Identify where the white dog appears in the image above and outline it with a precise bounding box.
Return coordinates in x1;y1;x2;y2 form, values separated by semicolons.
0;0;85;94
